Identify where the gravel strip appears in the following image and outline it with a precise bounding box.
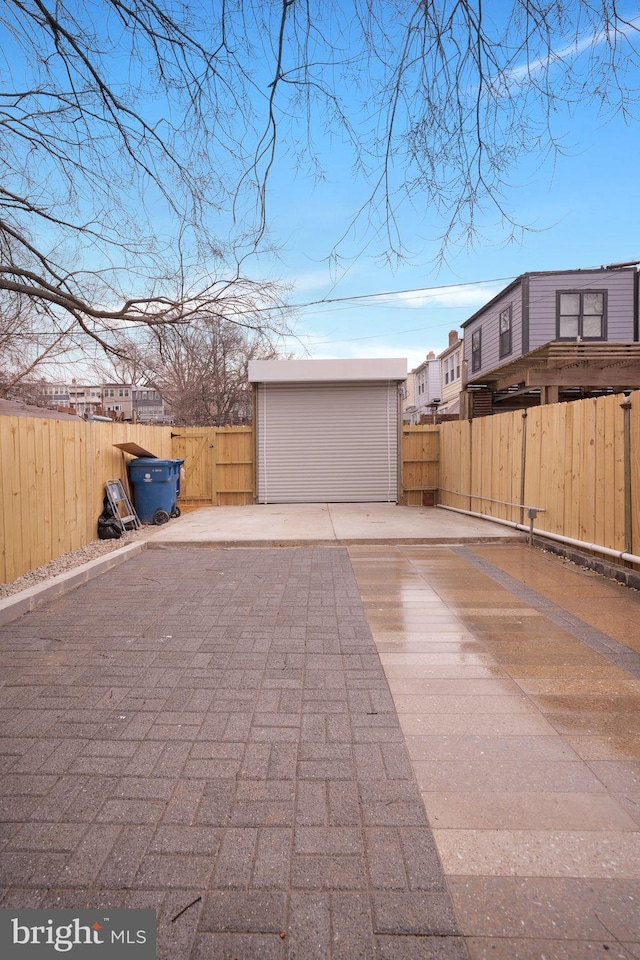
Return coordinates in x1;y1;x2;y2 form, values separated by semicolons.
0;530;144;599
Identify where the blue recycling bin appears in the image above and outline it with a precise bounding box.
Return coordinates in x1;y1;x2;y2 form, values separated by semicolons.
128;458;184;524
172;459;185;500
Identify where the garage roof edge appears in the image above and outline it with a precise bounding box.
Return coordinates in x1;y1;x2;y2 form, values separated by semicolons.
248;358;407;382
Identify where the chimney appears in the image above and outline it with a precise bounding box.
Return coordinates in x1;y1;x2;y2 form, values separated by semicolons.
427;350;436;360
448;330;459;347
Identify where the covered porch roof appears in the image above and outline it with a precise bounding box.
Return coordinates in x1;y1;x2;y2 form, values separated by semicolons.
466;341;640;407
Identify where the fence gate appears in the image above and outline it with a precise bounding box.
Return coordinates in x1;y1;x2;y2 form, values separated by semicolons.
401;425;440;505
170;426;254;506
212;427;254;505
170;429;215;504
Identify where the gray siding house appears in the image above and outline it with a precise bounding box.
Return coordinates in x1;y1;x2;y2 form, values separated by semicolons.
460;266;640;415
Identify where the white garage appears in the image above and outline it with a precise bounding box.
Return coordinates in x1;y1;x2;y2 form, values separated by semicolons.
248;358;407;503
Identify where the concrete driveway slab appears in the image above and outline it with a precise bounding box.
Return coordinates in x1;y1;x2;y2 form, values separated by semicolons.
148;503;523;545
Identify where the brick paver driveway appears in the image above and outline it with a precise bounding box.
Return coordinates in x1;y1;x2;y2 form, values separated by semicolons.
0;546;466;959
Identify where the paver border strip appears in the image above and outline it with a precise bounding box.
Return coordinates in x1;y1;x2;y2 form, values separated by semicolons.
453;545;640;680
147;536;520;549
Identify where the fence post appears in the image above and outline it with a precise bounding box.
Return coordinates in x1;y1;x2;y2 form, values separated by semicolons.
520;410;528;527
468;418;473;513
620;392;633;553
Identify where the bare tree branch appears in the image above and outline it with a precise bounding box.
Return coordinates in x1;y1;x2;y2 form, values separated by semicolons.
99;316;285;425
0;0;638;352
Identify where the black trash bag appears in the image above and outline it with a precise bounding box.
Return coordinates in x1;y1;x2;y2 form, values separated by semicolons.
98;517;122;539
97;495;122;540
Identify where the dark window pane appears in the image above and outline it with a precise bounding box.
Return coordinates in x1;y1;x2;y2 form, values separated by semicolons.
559;315;579;338
583;314;603;337
584;292;604;315
560;293;580;315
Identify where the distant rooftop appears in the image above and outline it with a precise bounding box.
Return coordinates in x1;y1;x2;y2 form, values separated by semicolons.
0;399;83;420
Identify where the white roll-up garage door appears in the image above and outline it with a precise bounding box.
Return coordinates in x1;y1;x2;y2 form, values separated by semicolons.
255;380;400;503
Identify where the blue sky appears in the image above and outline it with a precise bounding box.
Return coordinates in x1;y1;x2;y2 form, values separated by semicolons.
258;100;640;371
4;1;640;378
240;5;640;371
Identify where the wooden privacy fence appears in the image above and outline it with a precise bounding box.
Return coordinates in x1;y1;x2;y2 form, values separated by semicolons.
0;419;254;583
3;393;640;582
0;419;172;583
439;390;640;556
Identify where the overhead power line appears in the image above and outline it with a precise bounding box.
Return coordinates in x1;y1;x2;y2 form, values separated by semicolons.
285;275;517;312
5;275;517;340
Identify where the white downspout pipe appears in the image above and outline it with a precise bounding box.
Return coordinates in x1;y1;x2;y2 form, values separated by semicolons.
437;503;640;567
